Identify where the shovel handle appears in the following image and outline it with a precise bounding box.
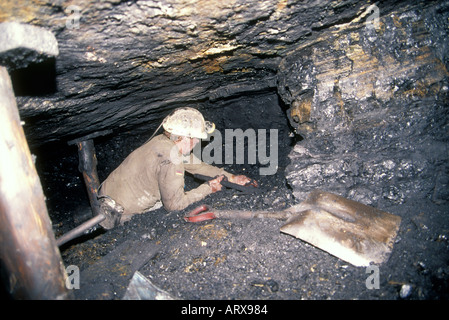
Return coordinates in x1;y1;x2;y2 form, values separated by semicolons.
184;205;217;222
184;205;292;223
193;174;261;194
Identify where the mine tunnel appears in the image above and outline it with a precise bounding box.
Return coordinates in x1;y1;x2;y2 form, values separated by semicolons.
0;0;448;301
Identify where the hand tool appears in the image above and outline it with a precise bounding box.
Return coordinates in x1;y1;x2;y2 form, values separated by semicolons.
192;173;262;194
185;189;402;267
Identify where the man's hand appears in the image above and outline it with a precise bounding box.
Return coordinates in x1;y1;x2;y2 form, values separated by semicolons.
228;175;258;187
208;175;225;193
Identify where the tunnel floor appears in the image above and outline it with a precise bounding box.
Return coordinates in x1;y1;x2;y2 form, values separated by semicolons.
32;129;449;301
31;89;449;301
63;195;449;300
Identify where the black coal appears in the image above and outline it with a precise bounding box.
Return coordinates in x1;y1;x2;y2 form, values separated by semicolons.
32;91;449;300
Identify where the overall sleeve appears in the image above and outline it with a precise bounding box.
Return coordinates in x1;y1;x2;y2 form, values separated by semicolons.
183;153;233;179
158;158;213;211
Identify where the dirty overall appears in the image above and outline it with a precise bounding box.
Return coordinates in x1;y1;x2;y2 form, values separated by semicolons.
99;134;234;226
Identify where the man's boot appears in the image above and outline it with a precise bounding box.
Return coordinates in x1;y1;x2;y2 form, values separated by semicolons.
99;196;124;230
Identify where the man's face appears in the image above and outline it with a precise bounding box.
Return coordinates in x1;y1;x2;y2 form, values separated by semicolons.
177;136;200;155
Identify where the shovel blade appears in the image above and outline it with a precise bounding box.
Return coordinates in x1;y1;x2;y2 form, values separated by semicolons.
280;190;401;267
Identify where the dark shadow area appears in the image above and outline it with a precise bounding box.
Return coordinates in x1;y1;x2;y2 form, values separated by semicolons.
9;58;57;96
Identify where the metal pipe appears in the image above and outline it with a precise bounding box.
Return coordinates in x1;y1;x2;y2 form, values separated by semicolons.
56;213;106;247
75;139;102;217
67;129;112;218
54;130;114;246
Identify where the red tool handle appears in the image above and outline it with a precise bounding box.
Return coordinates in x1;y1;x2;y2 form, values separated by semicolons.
184;204;217;222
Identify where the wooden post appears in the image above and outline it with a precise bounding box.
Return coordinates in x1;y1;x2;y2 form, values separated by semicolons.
0;67;69;299
67;129;112;218
75;139;102;217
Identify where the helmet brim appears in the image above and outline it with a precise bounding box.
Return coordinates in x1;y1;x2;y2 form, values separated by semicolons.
162;108;215;139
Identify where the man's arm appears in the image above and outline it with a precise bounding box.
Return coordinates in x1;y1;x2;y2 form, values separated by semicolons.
183;153;257;187
158;159;214;211
183;153;233;179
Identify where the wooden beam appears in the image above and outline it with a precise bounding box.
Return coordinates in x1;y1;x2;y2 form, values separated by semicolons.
0;66;69;299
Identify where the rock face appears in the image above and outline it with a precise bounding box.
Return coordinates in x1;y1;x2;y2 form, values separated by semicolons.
0;0;409;146
1;0;447;203
279;2;449;205
1;0;447;204
3;1;449;300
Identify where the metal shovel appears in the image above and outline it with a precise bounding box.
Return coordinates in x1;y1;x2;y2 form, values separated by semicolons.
185;189;402;267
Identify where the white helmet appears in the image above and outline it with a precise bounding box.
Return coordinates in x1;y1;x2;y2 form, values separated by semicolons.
162;107;215;139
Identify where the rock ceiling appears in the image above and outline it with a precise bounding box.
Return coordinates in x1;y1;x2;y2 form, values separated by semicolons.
0;0;447;148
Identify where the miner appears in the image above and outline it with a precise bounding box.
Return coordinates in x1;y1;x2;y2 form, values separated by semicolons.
98;107;255;229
